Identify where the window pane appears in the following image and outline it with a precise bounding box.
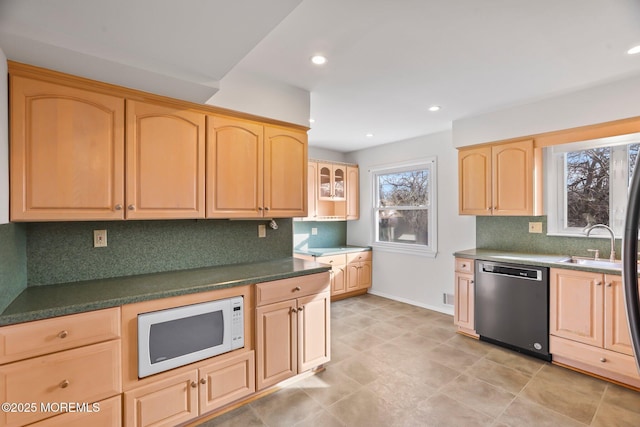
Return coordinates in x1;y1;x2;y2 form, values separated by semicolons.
566;147;610;227
630;143;640;183
378;170;429;207
378;209;428;245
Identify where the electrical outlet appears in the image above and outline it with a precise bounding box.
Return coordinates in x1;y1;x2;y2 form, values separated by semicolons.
258;224;266;238
311;227;318;235
528;222;543;233
93;229;107;247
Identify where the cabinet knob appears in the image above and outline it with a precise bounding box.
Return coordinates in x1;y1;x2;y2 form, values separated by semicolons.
298;306;304;312
606;283;612;287
265;207;270;211
595;281;602;286
461;264;467;268
58;330;68;339
294;286;301;291
600;357;607;363
191;381;198;388
258;207;263;211
487;207;492;211
470;280;474;284
128;204;135;211
291;308;297;313
200;378;206;385
59;380;70;389
115;204;123;211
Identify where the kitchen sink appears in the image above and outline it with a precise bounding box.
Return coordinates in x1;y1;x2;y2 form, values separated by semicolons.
557;256;623;270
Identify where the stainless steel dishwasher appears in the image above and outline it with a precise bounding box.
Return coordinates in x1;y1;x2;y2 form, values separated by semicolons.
475;260;550;361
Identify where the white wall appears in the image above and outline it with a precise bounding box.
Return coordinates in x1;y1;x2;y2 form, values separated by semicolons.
308;147;347;163
0;48;8;224
453;73;640;147
345;130;476;314
208;70;310;127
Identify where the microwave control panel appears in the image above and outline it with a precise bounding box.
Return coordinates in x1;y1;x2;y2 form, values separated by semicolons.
231;296;244;350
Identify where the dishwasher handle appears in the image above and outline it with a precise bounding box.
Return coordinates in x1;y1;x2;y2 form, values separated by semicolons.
478;262;543;281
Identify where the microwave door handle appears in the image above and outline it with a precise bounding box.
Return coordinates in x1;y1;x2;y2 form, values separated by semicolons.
623;161;640;374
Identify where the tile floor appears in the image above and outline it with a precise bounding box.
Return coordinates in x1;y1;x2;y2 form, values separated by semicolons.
195;294;640;427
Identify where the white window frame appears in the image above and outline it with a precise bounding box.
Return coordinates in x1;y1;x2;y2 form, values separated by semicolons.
370;158;437;257
546;133;640;238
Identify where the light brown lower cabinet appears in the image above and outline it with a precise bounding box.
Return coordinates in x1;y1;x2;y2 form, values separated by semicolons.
27;396;121;427
255;274;331;390
453;258;476;337
124;351;255;427
549;268;640;388
293;252;371;299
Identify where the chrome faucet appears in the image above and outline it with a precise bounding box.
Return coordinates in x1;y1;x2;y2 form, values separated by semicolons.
585;224;616;262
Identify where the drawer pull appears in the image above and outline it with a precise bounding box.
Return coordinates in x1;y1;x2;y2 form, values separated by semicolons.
59;380;70;389
58;330;68;339
600;357;607;363
200;378;206;385
191;381;197;388
294;286;301;291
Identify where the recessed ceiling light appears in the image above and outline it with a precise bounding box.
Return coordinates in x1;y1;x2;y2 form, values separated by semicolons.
428;105;441;112
365;133;374;138
311;55;327;65
627;45;640;55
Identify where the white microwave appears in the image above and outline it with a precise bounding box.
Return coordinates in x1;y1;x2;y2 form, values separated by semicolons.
138;296;244;378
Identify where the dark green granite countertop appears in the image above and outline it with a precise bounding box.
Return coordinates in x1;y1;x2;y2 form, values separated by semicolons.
454;248;635;275
294;246;372;257
0;258;330;326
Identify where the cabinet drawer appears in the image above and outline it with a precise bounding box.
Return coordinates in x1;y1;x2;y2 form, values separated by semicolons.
316;254;347;266
455;258;473;274
346;251;372;263
550;336;640;387
256;273;330;306
0;307;121;365
0;340;122;427
28;395;121;427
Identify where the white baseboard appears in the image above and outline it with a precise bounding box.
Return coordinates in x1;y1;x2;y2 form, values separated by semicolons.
366;289;454;316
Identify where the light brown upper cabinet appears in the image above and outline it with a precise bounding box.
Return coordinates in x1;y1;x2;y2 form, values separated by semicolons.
207;116;307;218
346;166;360;220
318;163;346;200
10;75;126;221
458;139;537;215
126;100;205;219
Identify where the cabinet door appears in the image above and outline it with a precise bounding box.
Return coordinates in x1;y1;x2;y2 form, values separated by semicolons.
264;126;308;217
256;300;297;390
206;116;264;218
492;139;534;216
10;76;125;221
604;275;634;355
126;100;205;219
454;272;475;331
550;268;604;347
333;166;346;200
318;163;333;200
331;265;347;295
458;146;491;215
346;262;361;292
297;292;331;372
359;261;372;289
124;370;198;427
346;166;360;220
199;351;255;414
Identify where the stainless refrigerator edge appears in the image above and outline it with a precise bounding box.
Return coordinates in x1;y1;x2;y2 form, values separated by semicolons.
622;162;640;371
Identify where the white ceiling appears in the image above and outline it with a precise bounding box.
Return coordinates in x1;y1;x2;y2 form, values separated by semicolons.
2;0;640;152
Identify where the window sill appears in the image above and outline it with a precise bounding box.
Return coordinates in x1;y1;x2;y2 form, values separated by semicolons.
371;242;437;258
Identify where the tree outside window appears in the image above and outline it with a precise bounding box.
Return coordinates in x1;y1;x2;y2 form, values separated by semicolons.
372;159;436;256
